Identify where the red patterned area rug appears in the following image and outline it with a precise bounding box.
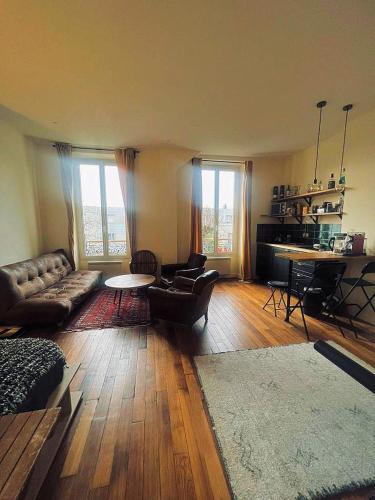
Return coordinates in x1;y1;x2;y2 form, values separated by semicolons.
64;288;150;331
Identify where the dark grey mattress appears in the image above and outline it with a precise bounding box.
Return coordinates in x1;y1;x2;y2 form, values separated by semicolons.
0;338;66;415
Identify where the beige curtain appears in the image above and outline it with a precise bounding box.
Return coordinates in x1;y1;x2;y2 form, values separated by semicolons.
241;160;253;281
190;157;203;254
115;148;137;256
56;142;76;269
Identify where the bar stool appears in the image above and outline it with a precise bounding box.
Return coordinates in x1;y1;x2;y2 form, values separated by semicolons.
263;281;288;317
339;261;375;320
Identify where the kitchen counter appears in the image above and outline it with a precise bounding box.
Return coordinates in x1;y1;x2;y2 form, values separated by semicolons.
275;251;374;261
274;250;374;323
257;242;316;253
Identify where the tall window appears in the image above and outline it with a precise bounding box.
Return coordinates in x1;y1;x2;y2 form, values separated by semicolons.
202;166;236;255
76;160;127;258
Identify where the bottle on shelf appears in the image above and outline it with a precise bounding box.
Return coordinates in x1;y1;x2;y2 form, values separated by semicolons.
279;185;285;198
339;193;345;213
339;168;346;186
318;180;323;191
328;173;336;189
286;185;291;197
272;186;279;199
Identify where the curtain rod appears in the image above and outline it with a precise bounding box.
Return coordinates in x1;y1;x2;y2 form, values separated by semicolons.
52;144;140;154
202;158;245;164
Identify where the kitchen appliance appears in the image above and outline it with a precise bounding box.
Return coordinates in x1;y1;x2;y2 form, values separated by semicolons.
322;201;334;212
344;232;366;255
271;202;287;216
328;232;366;255
328;234;347;254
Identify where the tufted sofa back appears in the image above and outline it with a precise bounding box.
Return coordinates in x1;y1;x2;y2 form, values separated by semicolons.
0;250;72;318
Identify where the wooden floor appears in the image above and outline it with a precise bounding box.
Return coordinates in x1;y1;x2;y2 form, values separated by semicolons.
34;281;375;500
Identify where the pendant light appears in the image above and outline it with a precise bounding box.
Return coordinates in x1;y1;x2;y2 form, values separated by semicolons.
313;100;327;186
339;103;353;177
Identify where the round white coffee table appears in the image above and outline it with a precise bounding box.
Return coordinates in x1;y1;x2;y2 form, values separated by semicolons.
105;274;156;315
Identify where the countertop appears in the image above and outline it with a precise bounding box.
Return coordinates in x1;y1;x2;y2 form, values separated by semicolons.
275;251;374;261
257;242;317;253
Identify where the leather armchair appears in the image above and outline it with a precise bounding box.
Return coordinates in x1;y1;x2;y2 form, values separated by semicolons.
160;253;207;288
148;270;219;326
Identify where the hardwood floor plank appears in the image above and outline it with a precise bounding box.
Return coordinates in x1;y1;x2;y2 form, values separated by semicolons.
157;390;178;500
108;398;133;500
174;453;197;500
125;421;144;500
178;389;214;500
61;400;97;477
143;399;160;500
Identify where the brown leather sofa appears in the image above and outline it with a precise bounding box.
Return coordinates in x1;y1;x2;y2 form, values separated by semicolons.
0;250;102;326
148;270;219;326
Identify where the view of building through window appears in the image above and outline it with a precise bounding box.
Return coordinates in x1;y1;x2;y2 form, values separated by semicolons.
78;163;127;257
202;168;235;254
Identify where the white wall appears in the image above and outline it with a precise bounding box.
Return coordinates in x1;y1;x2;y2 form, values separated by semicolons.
0;119;41;265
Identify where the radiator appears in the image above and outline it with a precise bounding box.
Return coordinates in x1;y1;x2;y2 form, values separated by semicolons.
87;261;123;281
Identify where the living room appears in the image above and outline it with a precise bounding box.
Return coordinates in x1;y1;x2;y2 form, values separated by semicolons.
0;1;374;499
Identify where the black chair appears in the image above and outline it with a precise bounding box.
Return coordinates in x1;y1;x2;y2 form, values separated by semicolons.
339;261;375;320
130;250;157;276
263;281;288;317
148;270;219;326
160;253;207;288
288;262;347;340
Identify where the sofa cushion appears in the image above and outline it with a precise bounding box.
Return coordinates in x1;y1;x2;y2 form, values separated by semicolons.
3;269;102;325
0;250;72;318
3;298;72;326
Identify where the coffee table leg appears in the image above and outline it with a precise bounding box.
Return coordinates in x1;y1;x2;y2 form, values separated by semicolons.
114;289;118;304
117;290;123;316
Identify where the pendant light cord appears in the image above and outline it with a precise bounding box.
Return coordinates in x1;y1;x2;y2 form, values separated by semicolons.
340;104;353;176
314;108;322;183
314;101;326;184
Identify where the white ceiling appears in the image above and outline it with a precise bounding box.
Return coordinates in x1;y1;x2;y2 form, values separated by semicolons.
1;0;374;155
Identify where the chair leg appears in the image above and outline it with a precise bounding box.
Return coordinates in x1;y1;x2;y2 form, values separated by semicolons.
300;305;310;340
204;311;208;322
280;290;287;309
263;288;275;310
271;288;278;317
348;315;358;339
331;310;345;338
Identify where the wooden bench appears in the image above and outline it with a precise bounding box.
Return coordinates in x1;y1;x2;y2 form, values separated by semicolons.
0;364;82;500
0;408;61;500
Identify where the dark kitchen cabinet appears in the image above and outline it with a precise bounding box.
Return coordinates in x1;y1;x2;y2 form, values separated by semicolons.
256;244;291;282
256;244;315;296
256;244;274;281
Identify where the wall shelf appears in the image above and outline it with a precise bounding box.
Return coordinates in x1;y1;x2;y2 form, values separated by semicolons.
273;186;347;204
261;212;345;225
265;185;349;224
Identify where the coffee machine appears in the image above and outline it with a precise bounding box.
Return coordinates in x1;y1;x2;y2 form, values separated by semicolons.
329;232;366;255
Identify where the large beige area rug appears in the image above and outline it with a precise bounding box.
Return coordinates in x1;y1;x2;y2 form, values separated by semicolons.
194;343;375;500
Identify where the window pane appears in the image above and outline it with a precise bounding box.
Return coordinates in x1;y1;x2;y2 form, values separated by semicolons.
105;165;127;256
218;171;234;253
202;170;215;254
79;164;104;256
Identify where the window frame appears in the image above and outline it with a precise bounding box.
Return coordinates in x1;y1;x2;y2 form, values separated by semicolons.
74;158;129;261
201;162;240;257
